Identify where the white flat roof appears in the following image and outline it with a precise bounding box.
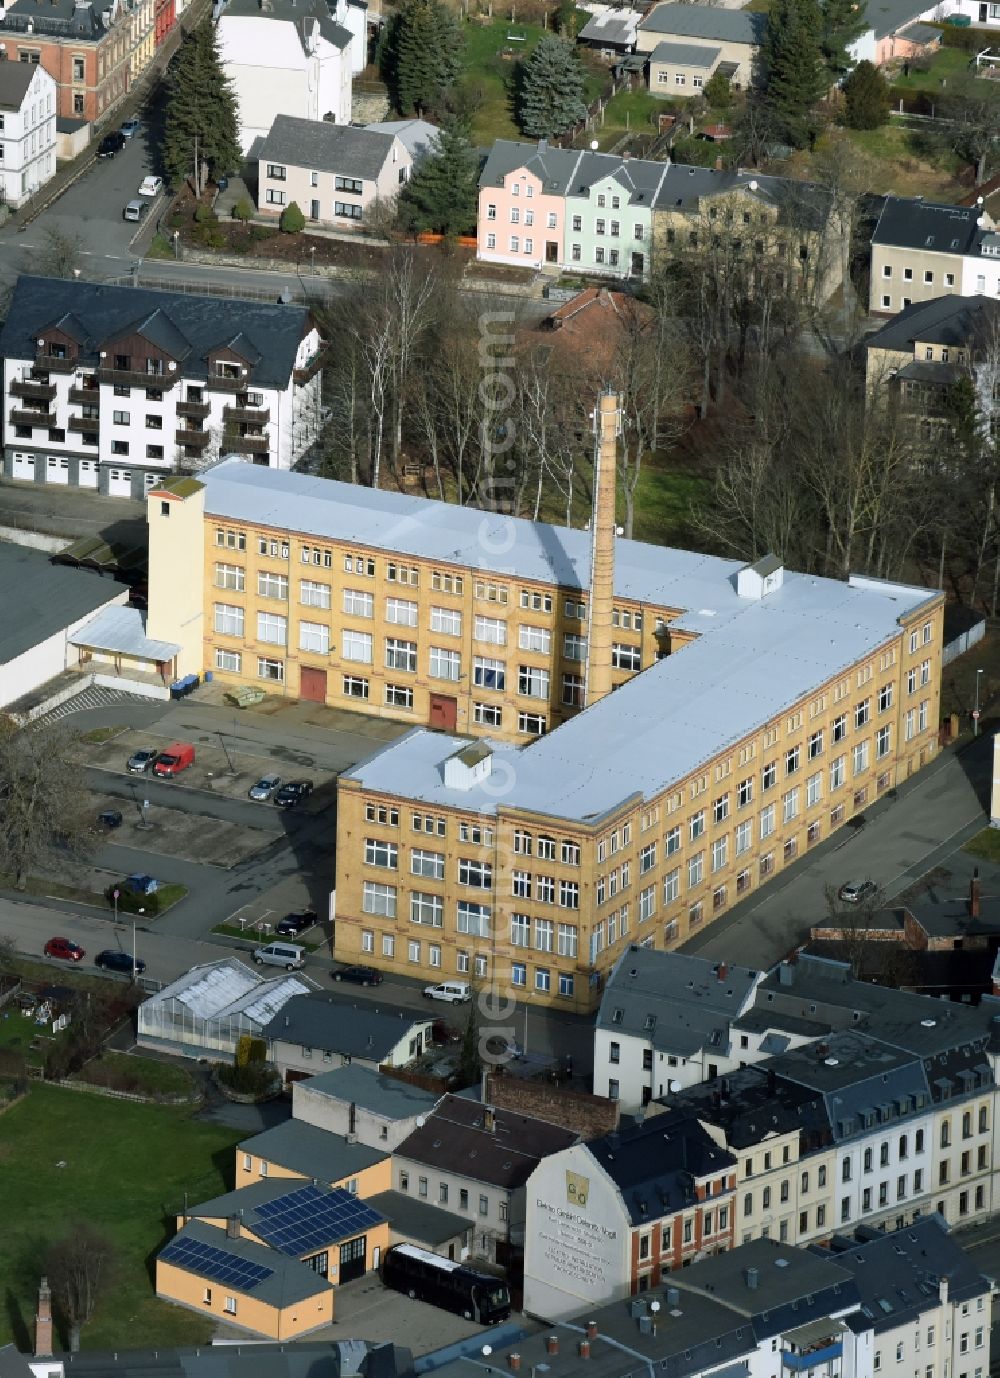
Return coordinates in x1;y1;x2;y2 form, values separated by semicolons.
200;462;937;825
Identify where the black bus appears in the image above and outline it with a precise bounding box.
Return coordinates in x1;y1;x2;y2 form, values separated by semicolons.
381;1243;511;1324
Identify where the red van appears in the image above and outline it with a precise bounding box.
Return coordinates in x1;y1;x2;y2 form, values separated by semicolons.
152;742;195;777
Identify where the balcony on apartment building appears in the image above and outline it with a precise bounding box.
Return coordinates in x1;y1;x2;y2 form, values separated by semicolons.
207;369;253;394
10;375;57;402
69;382;100;405
177;396;210;420
176;427;211;448
223;399;270;425
9;406;53;427
781;1320;844;1372
33;352;78;374
68;415;100;434
222;430;269;456
95;361;179;390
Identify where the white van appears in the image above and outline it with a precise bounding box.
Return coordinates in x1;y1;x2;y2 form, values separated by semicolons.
253;941;305;971
123;199;147;222
423;980;471;1004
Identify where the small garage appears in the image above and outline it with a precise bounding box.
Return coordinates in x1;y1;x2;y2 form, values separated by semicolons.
10;451;35;481
78;458;99;488
107;467;133;497
46;455;70;485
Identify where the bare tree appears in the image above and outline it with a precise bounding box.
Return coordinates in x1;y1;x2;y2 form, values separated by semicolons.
0;722;96;890
38;227;84;280
46;1223;117;1351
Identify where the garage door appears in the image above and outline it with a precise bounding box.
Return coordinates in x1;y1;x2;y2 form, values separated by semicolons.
300;667;327;703
11;452;34;480
78;459;98;489
107;468;132;497
46;455;69;485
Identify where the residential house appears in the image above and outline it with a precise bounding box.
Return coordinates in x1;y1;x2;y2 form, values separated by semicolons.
863;294;995;431
291;1064;440;1149
392;1094;578;1263
593;950;764;1111
523;1111;737;1318
236;1116;391;1195
0;540;130;712
652;165;845;305
869;197;1000;314
262;994;434;1082
171;1177;388;1288
137;958;313;1061
0;61;56;209
635;4;767;90
564;149;667;279
477;138;584;272
0;0;165;122
0;277;325;497
257;116;410;228
155;1219;335;1340
825;1216;994;1378
216;0;357;153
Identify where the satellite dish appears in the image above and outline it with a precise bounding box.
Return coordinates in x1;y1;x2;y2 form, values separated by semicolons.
748;179;758;191
978;216;989;228
650;1300;661;1312
668;1079;681;1093
590;140;599;150
482;1346;493;1357
978;195;985;205
415;1116;426;1127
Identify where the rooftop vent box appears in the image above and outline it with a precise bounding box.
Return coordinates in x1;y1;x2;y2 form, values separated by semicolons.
736;554;784;600
443;742;493;790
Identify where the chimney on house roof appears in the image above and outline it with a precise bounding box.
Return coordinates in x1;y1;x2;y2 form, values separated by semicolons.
34;1278;53;1359
485;1106;496;1133
717;962;728;982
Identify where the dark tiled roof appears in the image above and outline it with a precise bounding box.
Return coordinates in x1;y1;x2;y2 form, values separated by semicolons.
220;0;352;51
395;1094;577;1188
596;949;759;1056
872;196;981;252
0;277;312;391
479;138;584;195
0;62;37;109
265;993;431;1060
0;542;124;665
1;0;111;39
367;1189;472;1245
649;40;721;66
586;1110;736;1224
865;294;1000;353
259;115;398;180
295;1064;440;1119
655;163;832;232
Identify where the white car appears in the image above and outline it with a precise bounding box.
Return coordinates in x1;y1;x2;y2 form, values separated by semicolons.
138;175;163;198
423;980;471;1004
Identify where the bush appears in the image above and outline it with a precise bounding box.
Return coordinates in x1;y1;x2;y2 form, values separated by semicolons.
232;194;255;224
216;1061;276;1097
193;202;217;225
703;70;733;111
937;22;987;50
279;201;305;234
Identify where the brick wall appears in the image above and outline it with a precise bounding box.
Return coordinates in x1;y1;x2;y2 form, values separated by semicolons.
484;1073;619;1137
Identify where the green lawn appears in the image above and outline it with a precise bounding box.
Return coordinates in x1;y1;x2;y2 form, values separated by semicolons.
963;828;1000;864
73;1051;197;1099
889;45;977;90
631;461;711;546
0;1084;242;1351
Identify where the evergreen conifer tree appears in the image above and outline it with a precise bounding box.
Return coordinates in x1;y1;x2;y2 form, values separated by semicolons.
818;0;867;78
517;35;587;139
381;0;464;117
843;59;889;128
398;120;479;235
760;0;825;148
162;22;241;194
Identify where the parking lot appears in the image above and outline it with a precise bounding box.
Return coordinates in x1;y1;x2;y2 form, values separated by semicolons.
94;796;271;866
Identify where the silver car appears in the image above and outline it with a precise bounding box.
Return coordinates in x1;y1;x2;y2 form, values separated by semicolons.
126;748;158;774
248;774;281;801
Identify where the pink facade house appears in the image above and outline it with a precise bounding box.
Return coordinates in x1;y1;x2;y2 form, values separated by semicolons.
477;139;583;272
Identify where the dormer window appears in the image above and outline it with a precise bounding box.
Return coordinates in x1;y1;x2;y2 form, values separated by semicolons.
216;361;241;379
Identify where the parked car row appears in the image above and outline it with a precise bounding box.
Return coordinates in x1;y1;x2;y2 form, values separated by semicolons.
126;742;195;778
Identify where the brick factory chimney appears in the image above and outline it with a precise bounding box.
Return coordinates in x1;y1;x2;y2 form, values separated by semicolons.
585;391;620;709
34;1277;53;1359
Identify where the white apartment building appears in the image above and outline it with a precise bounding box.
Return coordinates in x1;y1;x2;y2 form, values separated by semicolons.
0;276;324;497
216;0;356;154
0;60;56;209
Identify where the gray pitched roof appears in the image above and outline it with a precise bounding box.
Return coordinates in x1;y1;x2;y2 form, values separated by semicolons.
0;277;312;392
364;118;440;161
650;40;721;66
1;0;111;39
655;163;832;231
159;1219;333;1310
0;542;124;666
864;0;941;39
639;2;765;44
259;115;397;180
478;138;583;195
396;1093;577;1188
265;993;431;1059
872;195;981;253
596;948;759;1057
586;1111;736;1224
0;62;37;110
238;1117;389;1181
220;0;352;51
296;1064;440;1119
823;1217;990;1331
865;293;1000;354
42;1339;413;1378
564;147;667;205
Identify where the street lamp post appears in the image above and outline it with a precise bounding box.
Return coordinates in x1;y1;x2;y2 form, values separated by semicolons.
975;668;984;737
113;887;119;924
132;918;137;982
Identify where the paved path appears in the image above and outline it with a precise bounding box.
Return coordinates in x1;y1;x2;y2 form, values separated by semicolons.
683;735;992;969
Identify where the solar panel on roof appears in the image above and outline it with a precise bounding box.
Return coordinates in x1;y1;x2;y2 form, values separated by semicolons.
253;1184;383;1255
160;1235;274;1291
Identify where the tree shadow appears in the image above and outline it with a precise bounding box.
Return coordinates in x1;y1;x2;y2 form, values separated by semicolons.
4;1286;30;1353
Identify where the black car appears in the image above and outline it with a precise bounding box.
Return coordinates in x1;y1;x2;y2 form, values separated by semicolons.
97;131;126;158
333;964;383;986
274;779;314;808
95;949;146;975
275;910;317;936
98;809;123;829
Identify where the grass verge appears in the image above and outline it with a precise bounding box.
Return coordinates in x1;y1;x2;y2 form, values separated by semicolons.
963;828;1000;864
211;922;324;951
71;1051;197;1099
0;1083;242;1350
80;725;128;744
